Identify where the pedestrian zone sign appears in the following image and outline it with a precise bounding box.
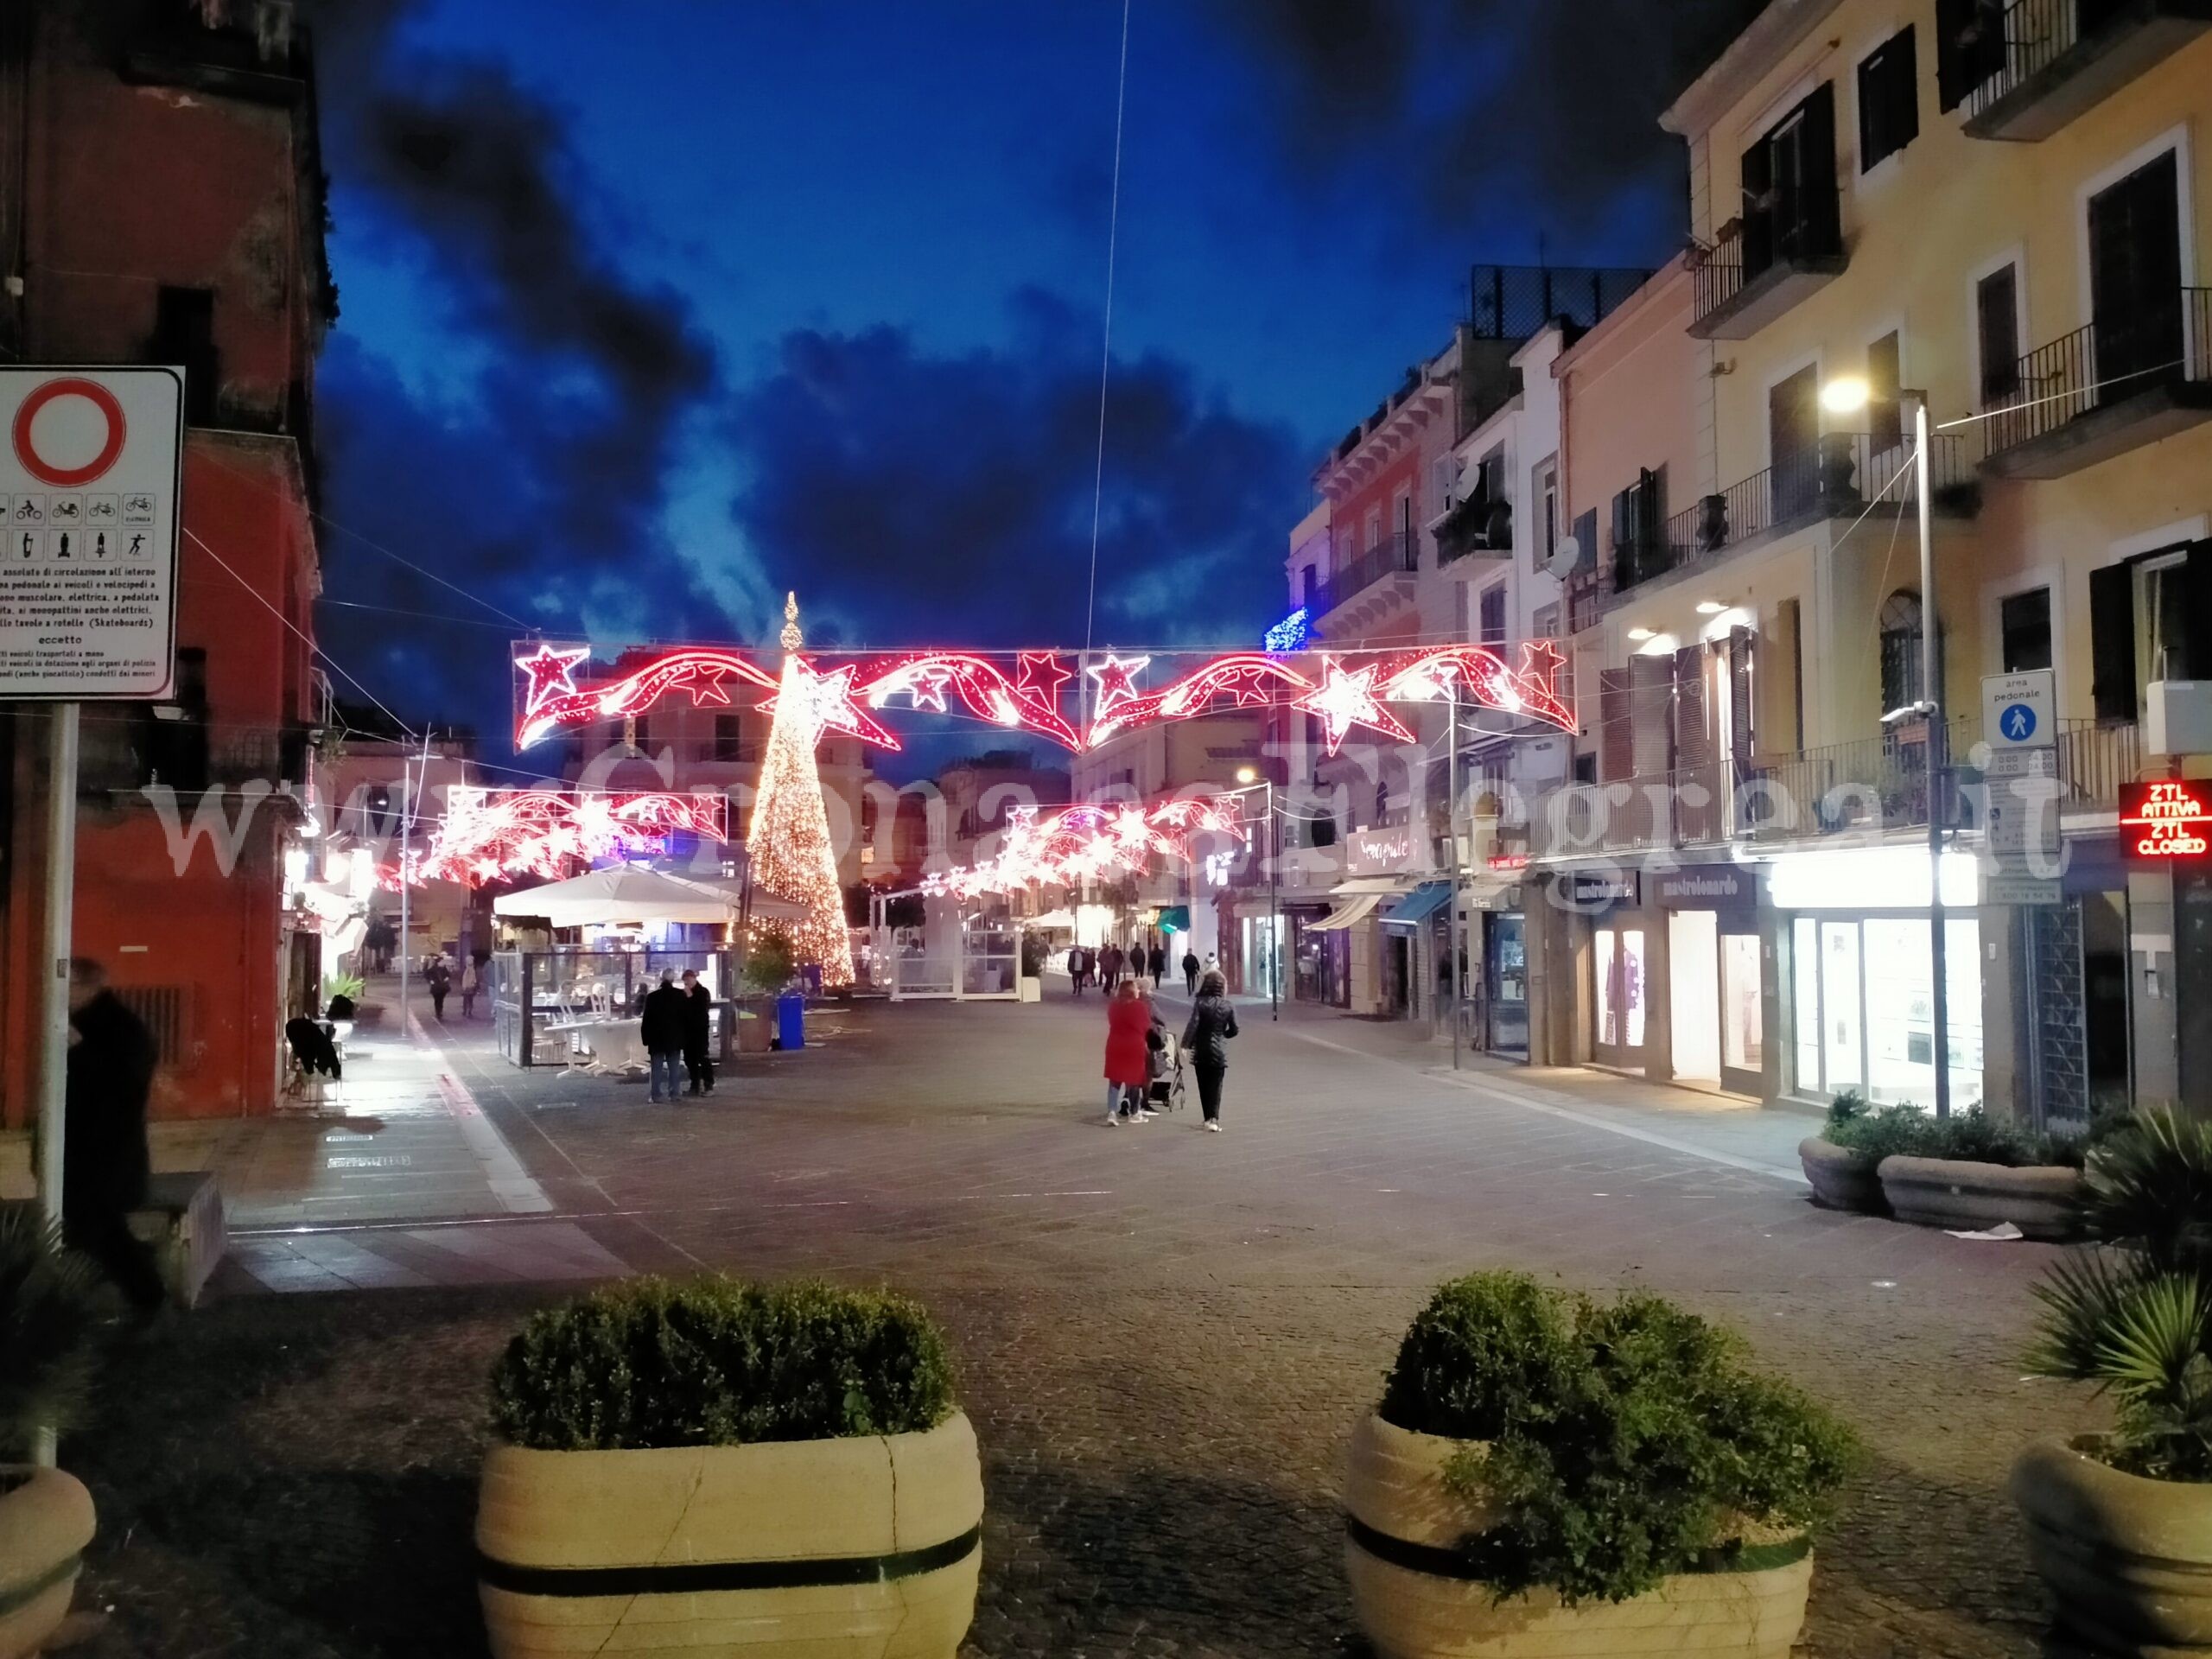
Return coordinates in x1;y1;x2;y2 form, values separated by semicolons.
1981;669;2055;752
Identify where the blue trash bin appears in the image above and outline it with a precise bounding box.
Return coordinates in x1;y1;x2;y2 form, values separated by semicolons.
776;991;805;1052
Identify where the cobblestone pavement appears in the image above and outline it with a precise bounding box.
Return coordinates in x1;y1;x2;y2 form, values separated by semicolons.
62;991;2097;1658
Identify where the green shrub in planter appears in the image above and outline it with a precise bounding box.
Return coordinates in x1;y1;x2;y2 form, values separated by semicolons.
1824;1099;2085;1169
489;1276;955;1451
1377;1271;1858;1605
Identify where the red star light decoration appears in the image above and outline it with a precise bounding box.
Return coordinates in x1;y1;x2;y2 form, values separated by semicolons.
1086;652;1150;718
515;643;589;717
1295;657;1414;754
761;658;898;748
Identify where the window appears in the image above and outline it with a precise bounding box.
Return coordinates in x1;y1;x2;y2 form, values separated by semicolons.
1364;508;1382;553
1532;601;1561;639
1866;332;1903;452
713;714;747;763
1298;564;1316;608
1878;590;1927;712
2088;150;2184;391
1858;28;1918;170
1478;583;1508;646
1975;264;2022;406
2000;588;2053;672
1534;457;1559;571
149;287;218;424
2090;542;2212;721
1741;83;1840;278
1936;0;2005;111
1610;467;1666;586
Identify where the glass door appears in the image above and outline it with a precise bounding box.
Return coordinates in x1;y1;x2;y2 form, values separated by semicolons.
1719;926;1764;1096
1593;925;1648;1067
1488;913;1529;1060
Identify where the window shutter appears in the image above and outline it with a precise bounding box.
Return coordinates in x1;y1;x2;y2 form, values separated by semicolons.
1740;132;1776;276
1729;626;1757;760
1801;82;1840;253
2088;562;2139;721
1977;266;2020;404
1936;0;1974;110
2183;541;2212;683
1599;669;1633;782
1673;647;1711;772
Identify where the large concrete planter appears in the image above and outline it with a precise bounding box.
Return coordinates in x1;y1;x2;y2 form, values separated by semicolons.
1799;1137;1887;1214
0;1465;96;1659
1343;1414;1813;1658
1878;1155;2082;1239
2012;1433;2212;1656
477;1411;982;1659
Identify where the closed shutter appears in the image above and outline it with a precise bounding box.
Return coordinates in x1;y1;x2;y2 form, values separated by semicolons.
1674;647;1711;772
1799;82;1840;256
1977;266;2020;404
1729;626;1757;760
1740;130;1776;276
1599;669;1633;782
2089;562;2139;722
1629;653;1673;779
2183;541;2212;682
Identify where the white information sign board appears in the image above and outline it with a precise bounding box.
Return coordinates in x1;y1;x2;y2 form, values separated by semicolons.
1982;669;2056;753
0;367;181;699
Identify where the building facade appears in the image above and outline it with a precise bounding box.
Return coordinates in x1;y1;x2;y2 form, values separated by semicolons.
0;0;334;1122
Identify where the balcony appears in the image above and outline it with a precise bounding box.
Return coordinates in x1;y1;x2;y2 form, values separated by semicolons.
1433;491;1511;569
2053;718;2142;805
1961;0;2212;143
1312;533;1419;636
1688;214;1847;340
1982;289;2212;479
1613;432;1976;600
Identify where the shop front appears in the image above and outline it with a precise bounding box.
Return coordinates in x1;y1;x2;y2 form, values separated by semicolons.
1772;846;1985;1111
1652;863;1764;1098
1460;862;1528;1059
1573;870;1649;1072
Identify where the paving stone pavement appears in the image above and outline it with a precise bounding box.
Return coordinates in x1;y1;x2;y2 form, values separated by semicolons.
59;988;2095;1658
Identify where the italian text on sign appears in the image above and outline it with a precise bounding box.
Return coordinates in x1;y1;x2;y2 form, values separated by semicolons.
0;367;182;699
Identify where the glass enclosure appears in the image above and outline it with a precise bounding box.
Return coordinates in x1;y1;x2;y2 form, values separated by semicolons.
490;948;739;1068
1788;915;1982;1108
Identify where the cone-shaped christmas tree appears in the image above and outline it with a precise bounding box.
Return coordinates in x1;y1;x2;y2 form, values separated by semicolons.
746;594;855;987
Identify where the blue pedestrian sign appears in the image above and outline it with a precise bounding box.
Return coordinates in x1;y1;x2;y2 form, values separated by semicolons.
1982;670;2056;753
1999;702;2037;742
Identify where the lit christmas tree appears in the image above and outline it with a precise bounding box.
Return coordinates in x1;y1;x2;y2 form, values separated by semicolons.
746;593;855;987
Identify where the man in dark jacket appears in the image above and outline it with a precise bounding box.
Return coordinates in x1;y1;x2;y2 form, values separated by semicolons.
679;969;715;1097
1181;949;1201;995
63;958;165;1309
1148;944;1166;988
639;971;689;1103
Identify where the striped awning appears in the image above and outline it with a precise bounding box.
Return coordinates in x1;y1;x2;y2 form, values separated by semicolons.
1306;892;1384;932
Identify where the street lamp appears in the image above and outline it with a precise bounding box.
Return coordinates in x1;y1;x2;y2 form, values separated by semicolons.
1231;766;1280;1020
1821;373;1951;1119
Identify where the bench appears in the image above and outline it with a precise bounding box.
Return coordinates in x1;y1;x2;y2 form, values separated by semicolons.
126;1171;226;1308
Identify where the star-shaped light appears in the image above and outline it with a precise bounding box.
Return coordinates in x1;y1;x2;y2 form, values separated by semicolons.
760;658;899;748
516;644;589;716
1085;652;1151;718
1293;657;1415;754
1016;651;1074;707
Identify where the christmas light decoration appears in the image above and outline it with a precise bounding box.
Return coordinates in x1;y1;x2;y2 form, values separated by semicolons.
514;635;1573;753
396;788;730;887
916;792;1248;900
747;594;855;987
1263;606;1313;653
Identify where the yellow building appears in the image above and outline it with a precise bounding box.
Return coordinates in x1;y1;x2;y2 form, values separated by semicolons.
1538;0;2212;1122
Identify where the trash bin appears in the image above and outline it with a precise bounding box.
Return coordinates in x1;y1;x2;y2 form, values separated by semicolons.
776;991;805;1052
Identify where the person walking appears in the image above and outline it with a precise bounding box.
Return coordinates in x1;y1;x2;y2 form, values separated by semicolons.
1181;948;1201;995
425;955;451;1021
1100;942;1122;994
1066;944;1085;996
680;969;715;1096
60;959;165;1311
1102;979;1152;1125
1148;943;1166;989
459;957;480;1020
640;969;689;1103
1182;969;1241;1132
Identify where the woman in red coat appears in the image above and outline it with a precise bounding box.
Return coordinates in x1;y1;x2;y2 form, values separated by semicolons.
1103;980;1152;1125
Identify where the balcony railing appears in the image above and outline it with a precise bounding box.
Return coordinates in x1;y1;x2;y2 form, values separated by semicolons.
2053;717;2141;805
1613;431;1974;598
1689;207;1847;340
1743;723;1980;840
1469;264;1653;342
1312;533;1418;621
1982;289;2212;474
1961;0;2212;141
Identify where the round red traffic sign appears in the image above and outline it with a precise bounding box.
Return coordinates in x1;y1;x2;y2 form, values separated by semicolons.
11;377;128;487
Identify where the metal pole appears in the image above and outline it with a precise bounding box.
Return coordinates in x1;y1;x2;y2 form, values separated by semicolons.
397;754;413;1034
1268;779;1280;1020
1916;397;1950;1122
1450;695;1461;1071
34;702;79;1470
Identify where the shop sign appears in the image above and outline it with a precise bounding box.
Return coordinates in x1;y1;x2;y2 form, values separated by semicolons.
1653;865;1753;910
1561;869;1638;906
1346;826;1419;877
2120;780;2212;860
1487;853;1529;872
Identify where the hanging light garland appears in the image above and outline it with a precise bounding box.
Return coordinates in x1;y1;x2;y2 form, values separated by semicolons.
393;787;729;887
918;791;1249;900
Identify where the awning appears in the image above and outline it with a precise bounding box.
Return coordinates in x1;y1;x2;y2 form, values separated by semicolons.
1306;892;1383;932
1382;880;1452;928
1026;909;1077;930
491;867;741;927
1156;906;1192;931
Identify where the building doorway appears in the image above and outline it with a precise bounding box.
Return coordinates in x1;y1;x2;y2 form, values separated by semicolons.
1593;924;1649;1067
1669;910;1722;1084
2088;149;2183;403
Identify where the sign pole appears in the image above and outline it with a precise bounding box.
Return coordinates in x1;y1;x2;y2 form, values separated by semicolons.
33;700;79;1469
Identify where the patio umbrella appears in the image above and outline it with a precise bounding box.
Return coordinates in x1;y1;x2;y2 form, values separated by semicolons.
492;867;742;929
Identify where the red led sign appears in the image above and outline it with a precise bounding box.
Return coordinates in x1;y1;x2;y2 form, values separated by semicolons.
2120;780;2212;859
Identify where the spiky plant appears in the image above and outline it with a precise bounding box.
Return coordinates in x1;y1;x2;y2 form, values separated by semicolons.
0;1208;116;1459
2073;1108;2212;1274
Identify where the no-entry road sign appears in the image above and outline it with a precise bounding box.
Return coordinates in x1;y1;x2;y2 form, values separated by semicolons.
0;367;181;699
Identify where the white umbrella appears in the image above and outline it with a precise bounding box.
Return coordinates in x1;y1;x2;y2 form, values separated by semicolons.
492;867;741;928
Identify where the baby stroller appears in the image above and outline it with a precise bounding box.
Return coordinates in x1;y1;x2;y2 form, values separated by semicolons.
1145;1021;1188;1114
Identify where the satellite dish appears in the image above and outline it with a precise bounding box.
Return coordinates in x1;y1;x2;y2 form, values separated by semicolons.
1547;534;1582;579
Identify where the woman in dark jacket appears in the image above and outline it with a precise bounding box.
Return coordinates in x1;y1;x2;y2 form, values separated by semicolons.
1180;970;1240;1131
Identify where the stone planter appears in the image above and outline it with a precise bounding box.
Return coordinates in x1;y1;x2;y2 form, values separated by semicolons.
1343;1414;1813;1658
1877;1155;2082;1239
478;1411;982;1659
1798;1137;1887;1214
0;1465;96;1659
2012;1433;2212;1656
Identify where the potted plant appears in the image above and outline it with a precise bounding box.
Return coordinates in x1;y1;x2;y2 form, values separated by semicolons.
477;1276;981;1658
1870;1105;2085;1237
1344;1271;1856;1658
0;1210;111;1659
2013;1109;2212;1655
1799;1090;1886;1213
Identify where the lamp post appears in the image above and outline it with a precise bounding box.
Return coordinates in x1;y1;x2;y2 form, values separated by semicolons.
1822;378;1949;1119
1233;766;1280;1020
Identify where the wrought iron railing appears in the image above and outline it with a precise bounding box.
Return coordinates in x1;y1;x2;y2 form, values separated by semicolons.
1986;288;2212;454
2052;717;2140;805
1691;227;1748;328
1470;264;1653;341
1614;431;1971;597
1961;0;2149;122
1313;532;1419;619
1690;198;1846;330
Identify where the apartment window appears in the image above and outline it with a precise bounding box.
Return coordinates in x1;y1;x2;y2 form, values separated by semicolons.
1867;331;1904;452
1298;564;1316;608
1364;508;1382;553
2095;544;2212;721
1975;264;2022;406
1611;467;1666;586
713;714;747;763
1532;601;1561;639
1534;458;1560;571
1478;583;1508;646
1879;590;1928;713
1936;0;2006;111
2000;588;2053;672
149;286;218;424
1857;28;1918;171
1741;83;1840;279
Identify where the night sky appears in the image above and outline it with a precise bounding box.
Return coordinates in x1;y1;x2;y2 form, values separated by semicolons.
304;0;1765;773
